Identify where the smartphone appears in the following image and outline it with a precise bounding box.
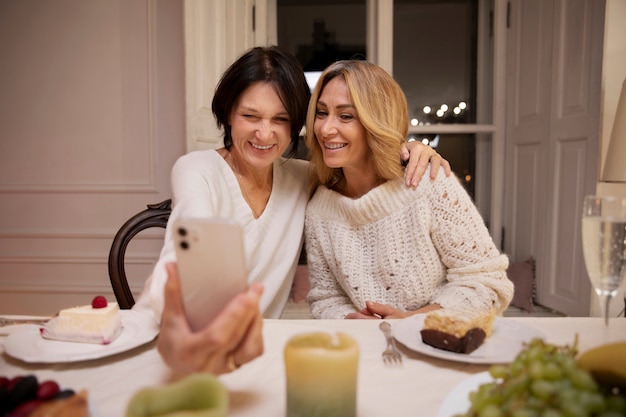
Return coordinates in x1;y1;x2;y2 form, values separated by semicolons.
172;218;248;332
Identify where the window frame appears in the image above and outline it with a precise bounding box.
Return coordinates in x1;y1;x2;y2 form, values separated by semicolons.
366;0;507;245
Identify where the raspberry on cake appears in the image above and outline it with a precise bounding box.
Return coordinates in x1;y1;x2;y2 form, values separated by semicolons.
420;307;496;354
40;296;122;345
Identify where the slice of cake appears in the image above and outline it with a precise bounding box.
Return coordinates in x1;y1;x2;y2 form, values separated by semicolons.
40;296;122;345
420;307;496;354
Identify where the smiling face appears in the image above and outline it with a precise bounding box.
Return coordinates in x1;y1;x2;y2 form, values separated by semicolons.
313;77;372;174
229;81;292;169
305;60;409;189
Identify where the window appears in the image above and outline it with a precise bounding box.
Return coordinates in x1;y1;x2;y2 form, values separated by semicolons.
277;0;367;91
277;0;499;221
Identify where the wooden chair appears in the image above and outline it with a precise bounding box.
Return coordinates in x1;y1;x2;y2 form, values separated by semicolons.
108;199;172;309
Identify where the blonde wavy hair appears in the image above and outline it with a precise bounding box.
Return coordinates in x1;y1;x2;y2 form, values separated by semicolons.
305;60;409;190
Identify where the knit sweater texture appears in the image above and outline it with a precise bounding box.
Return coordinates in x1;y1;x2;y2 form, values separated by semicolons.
305;168;514;320
133;149;310;320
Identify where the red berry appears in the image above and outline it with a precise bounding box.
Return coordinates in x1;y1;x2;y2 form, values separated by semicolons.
7;375;24;392
8;399;41;417
91;296;108;309
36;380;60;400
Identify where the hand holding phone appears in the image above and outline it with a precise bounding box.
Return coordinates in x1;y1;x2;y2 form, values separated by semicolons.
173;218;248;332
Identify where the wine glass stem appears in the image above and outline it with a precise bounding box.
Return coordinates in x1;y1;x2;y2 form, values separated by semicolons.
603;294;613;326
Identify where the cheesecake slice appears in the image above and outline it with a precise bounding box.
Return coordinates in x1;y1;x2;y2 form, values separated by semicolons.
41;297;122;345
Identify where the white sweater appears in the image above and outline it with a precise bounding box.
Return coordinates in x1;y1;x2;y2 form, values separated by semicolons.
133;150;310;320
305;169;514;320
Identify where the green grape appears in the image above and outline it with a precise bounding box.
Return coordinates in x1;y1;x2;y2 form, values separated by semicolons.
470;388;494;412
530;380;557;400
478;404;502;417
490;365;509;379
557;355;578;375
569;368;599;391
561;401;588;417
510;374;532;394
511;409;539;417
458;336;626;417
558;387;579;404
525;395;545;411
543;362;563;381
510;360;526;377
528;361;546;380
540;409;562;417
526;345;545;362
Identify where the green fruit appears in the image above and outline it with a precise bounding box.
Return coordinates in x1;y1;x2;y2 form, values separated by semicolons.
125;373;228;417
456;338;626;416
577;342;626;392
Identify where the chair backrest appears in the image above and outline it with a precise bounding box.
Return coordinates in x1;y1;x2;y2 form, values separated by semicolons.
108;199;172;309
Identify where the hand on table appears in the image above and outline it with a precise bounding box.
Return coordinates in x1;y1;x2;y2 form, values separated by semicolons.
401;141;451;186
344;301;442;320
156;262;264;376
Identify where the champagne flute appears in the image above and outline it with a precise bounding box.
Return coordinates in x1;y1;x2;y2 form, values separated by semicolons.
581;195;626;325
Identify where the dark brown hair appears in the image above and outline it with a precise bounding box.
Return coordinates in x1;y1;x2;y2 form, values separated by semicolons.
212;46;311;157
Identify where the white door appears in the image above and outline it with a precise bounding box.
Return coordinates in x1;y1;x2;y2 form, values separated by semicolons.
504;0;604;316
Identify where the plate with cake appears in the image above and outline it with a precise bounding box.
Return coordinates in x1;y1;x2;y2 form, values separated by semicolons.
4;296;159;363
392;308;544;364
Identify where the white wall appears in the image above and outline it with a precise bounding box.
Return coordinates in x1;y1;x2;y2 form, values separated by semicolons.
0;0;185;315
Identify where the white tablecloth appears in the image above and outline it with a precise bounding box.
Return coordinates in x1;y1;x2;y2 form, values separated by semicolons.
1;317;625;417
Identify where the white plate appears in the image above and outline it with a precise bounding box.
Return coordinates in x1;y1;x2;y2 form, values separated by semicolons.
392;315;544;364
437;371;493;417
4;310;159;363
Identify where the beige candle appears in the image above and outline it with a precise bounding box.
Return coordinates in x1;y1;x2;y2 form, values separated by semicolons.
284;332;359;417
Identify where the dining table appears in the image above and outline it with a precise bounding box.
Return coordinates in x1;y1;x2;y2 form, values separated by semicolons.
1;316;625;417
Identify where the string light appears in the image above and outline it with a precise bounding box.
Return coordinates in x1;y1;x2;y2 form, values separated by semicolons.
416;101;469;124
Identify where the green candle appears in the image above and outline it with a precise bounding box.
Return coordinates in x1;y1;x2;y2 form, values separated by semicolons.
284;332;360;417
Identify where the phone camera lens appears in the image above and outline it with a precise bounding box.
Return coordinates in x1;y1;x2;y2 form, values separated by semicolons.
178;227;187;236
180;241;189;250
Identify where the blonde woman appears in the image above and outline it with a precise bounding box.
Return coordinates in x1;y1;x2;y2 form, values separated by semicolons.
304;60;514;320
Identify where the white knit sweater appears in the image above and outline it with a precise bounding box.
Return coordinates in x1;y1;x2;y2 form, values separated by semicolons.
133;150;310;320
304;169;514;320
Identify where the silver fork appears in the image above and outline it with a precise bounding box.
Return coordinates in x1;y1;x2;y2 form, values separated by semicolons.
379;321;402;365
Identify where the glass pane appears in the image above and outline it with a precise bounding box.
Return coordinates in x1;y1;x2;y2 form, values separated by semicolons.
396;0;481;201
408;133;477;198
394;0;478;126
277;0;366;90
